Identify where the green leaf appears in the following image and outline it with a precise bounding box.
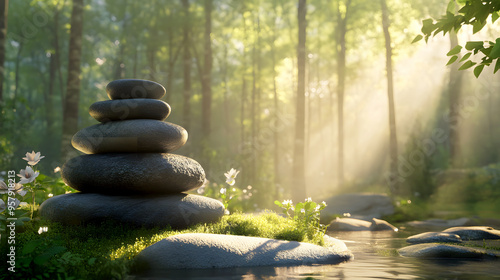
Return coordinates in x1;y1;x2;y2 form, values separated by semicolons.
447;45;462;56
494;59;500;74
34;246;66;265
446;55;458;66
274;200;282;207
465;41;483;51
472;20;487;34
473;64;484;78
421;19;435;34
459;52;472;62
493;12;499;23
412;35;423;44
446;0;456;14
22;239;44;255
458;60;476;70
489;38;500;59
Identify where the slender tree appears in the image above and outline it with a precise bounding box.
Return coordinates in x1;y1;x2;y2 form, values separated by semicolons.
293;0;307;200
380;0;398;196
0;0;7;104
448;30;463;167
61;0;84;162
335;0;351;187
181;0;192;135
201;0;213;141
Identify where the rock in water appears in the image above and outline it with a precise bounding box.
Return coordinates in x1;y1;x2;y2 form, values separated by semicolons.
406;232;462;244
442;226;500;240
61;153;205;194
398;243;499;259
89;99;171;122
133;233;353;271
322;193;394;219
71;120;187;154
39;193;224;229
106;79;166;100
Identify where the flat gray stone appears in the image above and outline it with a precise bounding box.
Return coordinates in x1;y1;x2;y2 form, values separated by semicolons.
406;218;471;229
106;79;166;100
398;243;499;259
322;193;394;219
61;153;205;194
39;193;224;229
133;233;352;271
71;120;187;154
89;99;171;122
407;232;462;244
442;226;500;240
328;217;397;231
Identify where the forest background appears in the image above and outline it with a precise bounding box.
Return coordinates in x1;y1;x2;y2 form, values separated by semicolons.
1;0;500;214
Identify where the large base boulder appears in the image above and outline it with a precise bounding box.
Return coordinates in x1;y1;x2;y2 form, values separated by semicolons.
39;193;224;229
133;233;353;272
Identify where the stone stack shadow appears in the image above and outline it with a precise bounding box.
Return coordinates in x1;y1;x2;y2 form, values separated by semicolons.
40;79;225;229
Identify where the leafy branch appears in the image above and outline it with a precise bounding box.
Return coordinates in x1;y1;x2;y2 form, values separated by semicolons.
413;0;500;77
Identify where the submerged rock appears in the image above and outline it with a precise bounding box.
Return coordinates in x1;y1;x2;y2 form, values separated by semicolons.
398;243;499;259
406;232;462;244
62;153;205;194
39;193;224;229
133;233;353;271
322;193;394;219
442;226;500;240
328;217;397;231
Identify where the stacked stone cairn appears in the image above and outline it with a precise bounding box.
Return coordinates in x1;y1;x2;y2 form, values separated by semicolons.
40;79;225;229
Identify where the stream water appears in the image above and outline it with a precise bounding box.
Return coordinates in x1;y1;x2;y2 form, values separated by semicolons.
133;229;500;280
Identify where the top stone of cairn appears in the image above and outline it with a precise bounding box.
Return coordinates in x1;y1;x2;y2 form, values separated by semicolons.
106;79;166;100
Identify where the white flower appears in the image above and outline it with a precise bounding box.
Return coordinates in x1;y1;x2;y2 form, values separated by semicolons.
224;168;240;186
305;197;312;202
343;213;351;217
48;193;53;198
300;208;306;213
12;183;27;196
321;201;327;207
54;167;61;173
0;180;7;194
17;166;39;184
224;209;230;215
22;151;45;166
314;205;321;211
282;199;293;207
38;227;48;234
220;188;227;195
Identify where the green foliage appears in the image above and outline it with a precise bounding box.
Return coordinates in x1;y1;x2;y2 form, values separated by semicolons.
416;0;500;77
274;199;328;243
1;212;327;279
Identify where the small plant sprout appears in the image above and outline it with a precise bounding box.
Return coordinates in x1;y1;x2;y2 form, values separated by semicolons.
224;168;240;186
17;151;45;219
274;198;329;241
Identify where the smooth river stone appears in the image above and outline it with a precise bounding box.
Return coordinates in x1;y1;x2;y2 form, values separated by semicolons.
133;233;353;271
61;153;205;194
89;99;171;122
39;193;224;229
442;226;500;240
106;79;166;100
71;119;187;154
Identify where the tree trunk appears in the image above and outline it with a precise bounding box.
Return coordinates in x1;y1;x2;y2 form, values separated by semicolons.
0;0;7;104
336;1;350;188
114;0;128;80
381;0;398;196
448;30;463;167
61;0;84;162
293;0;307;200
181;0;191;135
201;0;212;141
272;0;280;188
